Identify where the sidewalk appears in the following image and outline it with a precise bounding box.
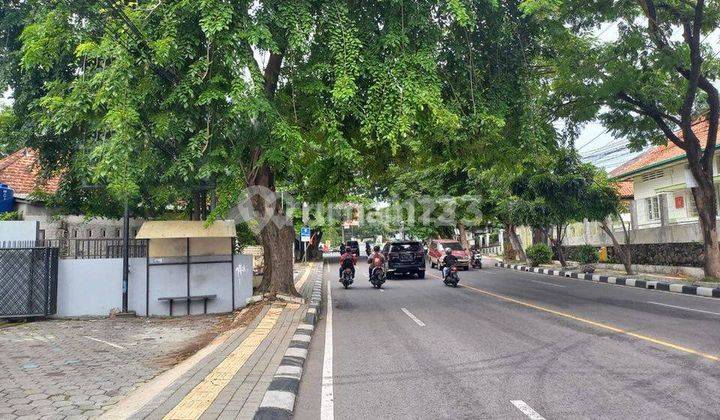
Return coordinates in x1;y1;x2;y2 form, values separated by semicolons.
107;263;323;420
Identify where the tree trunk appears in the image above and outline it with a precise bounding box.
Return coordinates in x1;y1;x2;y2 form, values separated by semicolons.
506;224;527;262
553;225;567;267
257;221;296;296
599;220;633;275
532;227;547;245
692;184;720;278
305;229;324;261
191;191;201;220
249;164;298;297
457;222;470;250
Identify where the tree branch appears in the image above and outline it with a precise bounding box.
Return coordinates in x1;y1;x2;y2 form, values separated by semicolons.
616;91;685;147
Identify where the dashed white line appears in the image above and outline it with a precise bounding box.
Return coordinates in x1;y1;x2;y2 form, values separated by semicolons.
530;280;566;288
401;308;426;327
511;400;546;420
320;277;334;420
83;336;126;350
647;301;720;316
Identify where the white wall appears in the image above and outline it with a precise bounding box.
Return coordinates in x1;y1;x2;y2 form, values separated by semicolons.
0;220;38;242
55;254;253;317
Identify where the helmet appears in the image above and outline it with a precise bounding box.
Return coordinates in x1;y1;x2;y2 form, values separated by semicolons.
445;248;452;255
374;245;380;252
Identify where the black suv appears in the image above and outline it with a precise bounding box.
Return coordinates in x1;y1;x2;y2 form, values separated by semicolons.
345;240;360;257
383;241;426;279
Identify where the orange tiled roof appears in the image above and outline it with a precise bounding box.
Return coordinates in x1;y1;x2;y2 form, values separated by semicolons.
614;181;634;198
610;118;714;180
0;148;60;196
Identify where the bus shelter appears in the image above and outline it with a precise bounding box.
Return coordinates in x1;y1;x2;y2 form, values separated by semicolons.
136;220;236;316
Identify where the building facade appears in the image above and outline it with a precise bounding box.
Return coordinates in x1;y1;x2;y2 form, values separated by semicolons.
0;148;143;242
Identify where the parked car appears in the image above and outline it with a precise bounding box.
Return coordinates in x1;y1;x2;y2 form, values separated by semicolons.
428;239;470;270
382;241;426;278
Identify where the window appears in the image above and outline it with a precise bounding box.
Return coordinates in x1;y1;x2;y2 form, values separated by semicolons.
115;228;121;238
101;229;106;238
72;229;78;238
641;170;664;182
87;229;92;238
645;196;660;221
688;193;699;217
441;242;463;251
389;242;422;252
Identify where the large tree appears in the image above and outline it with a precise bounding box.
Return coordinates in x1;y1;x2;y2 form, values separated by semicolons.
3;1;477;295
530;0;720;277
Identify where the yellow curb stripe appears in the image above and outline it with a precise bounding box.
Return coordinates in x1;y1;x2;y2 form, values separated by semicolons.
458;282;719;362
163;305;285;420
294;262;315;290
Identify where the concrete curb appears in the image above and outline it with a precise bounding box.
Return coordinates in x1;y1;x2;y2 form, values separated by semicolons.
254;264;323;420
496;262;720;298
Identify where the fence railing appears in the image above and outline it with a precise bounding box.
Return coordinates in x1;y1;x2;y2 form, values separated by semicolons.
0;247;58;318
0;239;147;259
479;245;503;255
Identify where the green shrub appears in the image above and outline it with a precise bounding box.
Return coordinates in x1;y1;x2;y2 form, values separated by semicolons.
526;243;553;266
575;245;599;264
0;211;21;221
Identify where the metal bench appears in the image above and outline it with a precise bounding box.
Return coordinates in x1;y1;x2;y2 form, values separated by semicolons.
157;294;217;316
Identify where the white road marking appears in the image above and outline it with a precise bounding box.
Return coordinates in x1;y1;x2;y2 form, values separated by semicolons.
320;276;334;420
83;336;126;350
530;280;566;288
648;301;720;316
511;400;546;420
401;308;426;327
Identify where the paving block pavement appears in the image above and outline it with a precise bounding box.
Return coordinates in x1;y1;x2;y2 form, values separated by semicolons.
118;262;324;420
254;262;325;419
0;316;221;419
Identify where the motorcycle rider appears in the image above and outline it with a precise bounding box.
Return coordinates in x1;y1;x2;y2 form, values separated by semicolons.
442;247;458;279
339;243;357;281
367;245;385;280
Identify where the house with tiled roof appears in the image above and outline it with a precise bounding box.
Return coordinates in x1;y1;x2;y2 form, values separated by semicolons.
610;118;719;230
0;148;142;244
0;148;61;197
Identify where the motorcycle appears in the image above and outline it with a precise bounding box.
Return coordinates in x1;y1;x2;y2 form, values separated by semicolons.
471;251;482;269
369;266;385;289
443;265;460;287
341;267;355;289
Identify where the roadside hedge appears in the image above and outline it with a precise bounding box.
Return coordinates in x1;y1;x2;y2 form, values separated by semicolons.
556;243;704;267
527;244;553;267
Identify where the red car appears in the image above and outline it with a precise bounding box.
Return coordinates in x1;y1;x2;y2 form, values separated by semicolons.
428;239;470;270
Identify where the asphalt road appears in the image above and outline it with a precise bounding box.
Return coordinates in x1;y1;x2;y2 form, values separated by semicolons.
295;256;720;419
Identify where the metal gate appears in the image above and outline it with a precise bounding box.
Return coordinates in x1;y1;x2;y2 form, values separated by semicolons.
0;247;58;318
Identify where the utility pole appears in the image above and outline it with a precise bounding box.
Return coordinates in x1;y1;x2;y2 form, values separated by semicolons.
122;197;129;313
82;184;135;316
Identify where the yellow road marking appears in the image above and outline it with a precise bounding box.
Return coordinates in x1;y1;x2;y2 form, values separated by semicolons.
163;305;285;420
460;283;719;362
294;262;315;290
429;272;719;362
